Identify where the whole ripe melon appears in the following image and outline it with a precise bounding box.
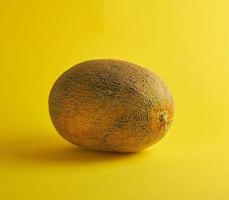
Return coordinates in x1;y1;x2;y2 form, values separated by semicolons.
49;59;174;152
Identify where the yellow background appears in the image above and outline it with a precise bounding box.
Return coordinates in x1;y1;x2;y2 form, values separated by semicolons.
1;0;229;199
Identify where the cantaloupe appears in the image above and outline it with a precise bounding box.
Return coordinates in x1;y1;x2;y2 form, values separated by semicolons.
49;59;174;152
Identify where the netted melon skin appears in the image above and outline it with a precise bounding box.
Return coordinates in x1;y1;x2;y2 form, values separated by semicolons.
49;59;174;152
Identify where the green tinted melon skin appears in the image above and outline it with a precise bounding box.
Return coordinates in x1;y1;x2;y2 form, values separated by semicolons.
49;59;175;152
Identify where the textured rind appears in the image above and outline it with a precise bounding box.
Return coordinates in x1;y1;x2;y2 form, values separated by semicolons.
49;59;175;152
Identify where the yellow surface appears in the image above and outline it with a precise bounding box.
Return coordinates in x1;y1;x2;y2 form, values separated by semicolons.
1;0;229;199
